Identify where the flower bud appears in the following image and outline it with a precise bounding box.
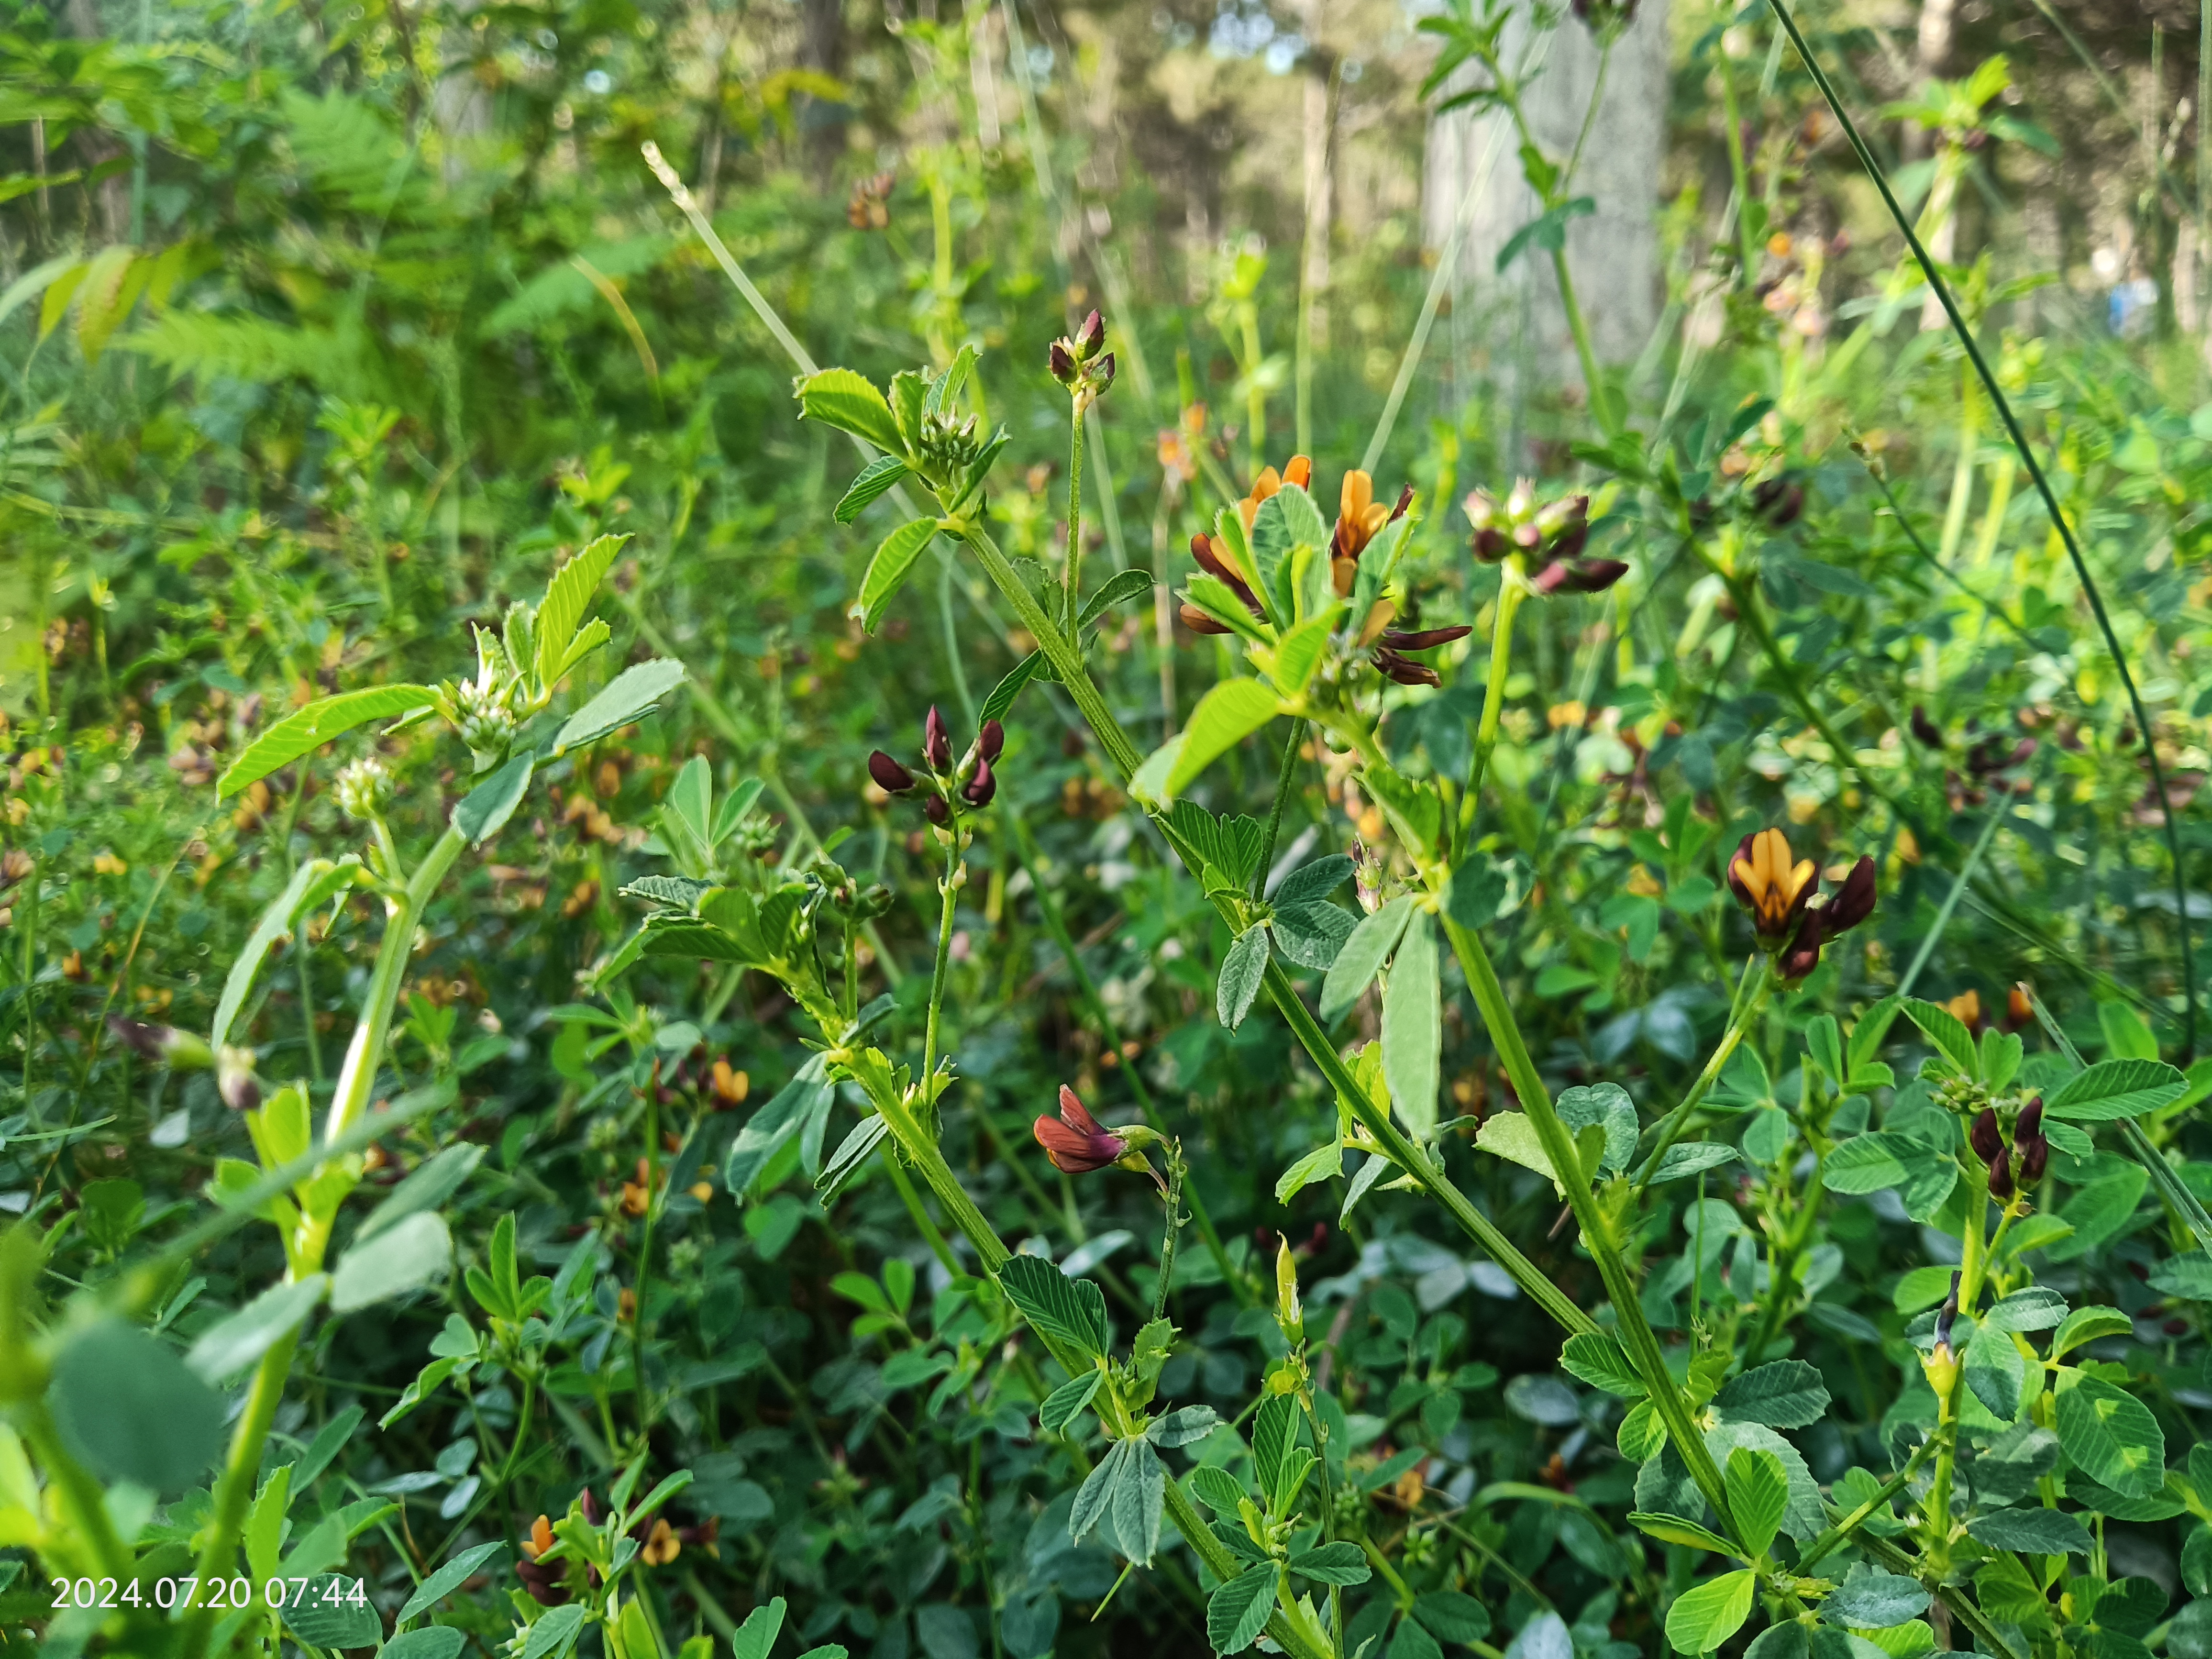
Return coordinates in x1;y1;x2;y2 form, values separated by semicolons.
1275;1237;1305;1345
1823;856;1879;933
1381;626;1473;651
962;756;997;807
218;1046;261;1113
1048;341;1077;386
1970;1107;2003;1167
108;1017;214;1071
1933;1270;1961;1354
1751;476;1805;527
1073;309;1106;358
335;755;393;822
2018;1134;2049;1185
978;719;1005;763
1988;1151;2015;1202
1777;913;1824;981
924;706;953;771
869;751;917;794
1371;648;1440;688
2015;1096;2043;1144
1529;556;1630;595
1033;1085;1128;1173
924;795;950;827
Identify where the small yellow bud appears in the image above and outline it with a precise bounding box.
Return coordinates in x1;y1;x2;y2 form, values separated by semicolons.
1276;1238;1304;1345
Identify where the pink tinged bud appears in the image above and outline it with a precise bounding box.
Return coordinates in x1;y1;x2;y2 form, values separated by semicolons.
1970;1106;2003;1166
978;719;1005;763
924;795;950;827
1777;913;1824;982
1464;491;1498;531
1094;352;1116;391
962;756;997;807
109;1016;214;1070
219;1048;261;1113
2015;1096;2044;1143
924;705;953;770
1531;557;1630;596
1513;522;1543;550
869;751;917;794
1075;310;1105;357
2018;1135;2048;1185
1049;341;1076;384
1033;1084;1128;1173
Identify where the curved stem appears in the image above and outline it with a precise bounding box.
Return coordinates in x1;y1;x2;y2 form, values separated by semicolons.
1632;957;1772;1198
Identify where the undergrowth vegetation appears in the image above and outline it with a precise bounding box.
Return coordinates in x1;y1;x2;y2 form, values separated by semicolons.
6;0;2212;1658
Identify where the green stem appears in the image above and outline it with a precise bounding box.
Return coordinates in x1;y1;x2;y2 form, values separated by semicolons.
1717;39;1762;286
329;825;466;1148
1767;0;2198;1060
1064;401;1088;647
1632;958;1773;1198
1897;795;2009;999
1551;248;1618;439
182;1331;300;1647
923;838;962;1122
1797;1438;1934;1571
1255;719;1308;896
1154;1144;1185;1321
1458;568;1526;838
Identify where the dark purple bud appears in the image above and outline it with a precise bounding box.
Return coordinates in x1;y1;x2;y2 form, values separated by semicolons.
1531;557;1630;595
516;1560;571;1607
1381;625;1474;651
2018;1135;2048;1185
1934;1270;1961;1348
924;706;952;771
1778;913;1824;981
1048;341;1076;385
978;719;1005;763
962;756;997;807
1190;534;1263;615
869;751;917;794
924;794;950;826
1472;527;1510;562
580;1489;604;1525
1988;1151;2015;1201
1546;520;1591;563
1074;309;1105;357
1970;1106;2003;1166
1910;706;1945;748
1094;352;1116;392
1824;856;1878;933
1752;477;1805;527
2015;1096;2043;1144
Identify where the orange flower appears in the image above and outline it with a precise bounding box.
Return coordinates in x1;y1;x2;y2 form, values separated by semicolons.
1236;455;1312;532
709;1059;749;1107
1332;470;1413;596
620;1158;653;1217
1726;828;1817;944
524;1515;555;1560
640;1518;681;1566
1947;989;1984;1034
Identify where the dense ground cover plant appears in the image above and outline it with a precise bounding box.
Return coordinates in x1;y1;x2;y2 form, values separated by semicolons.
9;0;2212;1656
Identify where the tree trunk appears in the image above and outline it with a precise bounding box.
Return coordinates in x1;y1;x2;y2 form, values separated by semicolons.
1422;1;1670;437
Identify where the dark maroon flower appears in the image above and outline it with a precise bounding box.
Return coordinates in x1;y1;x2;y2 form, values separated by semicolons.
1751;477;1805;527
978;719;1005;763
1988;1151;2016;1202
962;756;997;807
1970;1107;2003;1166
1381;626;1474;651
579;1489;604;1525
1074;310;1105;356
2015;1096;2043;1144
1372;648;1441;688
924;795;950;827
924;706;953;771
1777;912;1824;982
1910;706;1945;749
2018;1134;2049;1186
869;751;917;794
1032;1085;1128;1174
1048;341;1076;384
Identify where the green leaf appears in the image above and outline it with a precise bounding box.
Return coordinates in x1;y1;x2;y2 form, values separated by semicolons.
1553;1338;1639;1407
1819;1572;1929;1629
211;857;358;1051
1273;1138;1343;1205
852;519;941;632
1079;568;1156;628
2045;1059;2189;1121
1181;575;1272;643
453;751;534;846
187;1274;329;1383
1714;1361;1830;1429
397;1541;509;1626
1412;1591;1490;1644
2050;1305;2132;1358
1727;1447;1790;1559
1497;195;1596;272
1382;912;1441;1137
552;658;686;754
1249;483;1330;617
1651;1144;1741;1184
1319;895;1415;1023
386;1630;468;1659
1981;1286;2068;1333
835;454;911;522
1476;1111;1561;1187
1268;612;1338;697
1270;899;1356;971
1165;679;1282;797
1558;1082;1639;1176
218;684;439;798
796;367;907;455
2055;1376;2165;1497
50;1319;226;1492
1666;1568;1758;1653
2149;1251;2212;1300
1039;1371;1102;1433
2099;1000;2161;1061
285;1576;382;1649
1965;1507;2092;1556
519;1602;588;1659
1250;1394;1301;1502
534;533;627;689
732;1599;788;1659
1288;1542;1371;1585
1191;1466;1248;1515
332;1211;452;1313
1820;1134;1913;1194
1206;1561;1278;1654
1902;999;1979;1077
1148;1406;1220;1448
1218;926;1271;1030
1963;1324;2027;1424
1107;1438;1167;1564
998;1254;1109;1360
1630;1512;1740;1556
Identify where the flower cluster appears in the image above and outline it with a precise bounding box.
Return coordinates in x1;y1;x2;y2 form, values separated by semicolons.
514;1490;719;1607
1970;1096;2047;1202
870;706;1003;825
1467;482;1626;594
1725;827;1877;981
1047;310;1116;414
1329;468;1414;597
